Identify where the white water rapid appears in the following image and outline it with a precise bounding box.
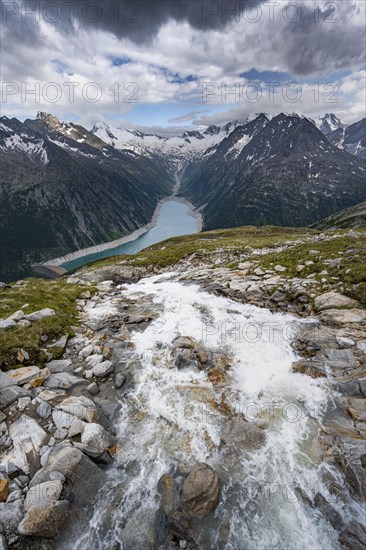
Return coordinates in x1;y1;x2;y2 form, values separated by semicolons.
69;273;363;550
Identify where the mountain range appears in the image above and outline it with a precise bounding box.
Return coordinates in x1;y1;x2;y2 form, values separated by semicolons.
0;111;365;281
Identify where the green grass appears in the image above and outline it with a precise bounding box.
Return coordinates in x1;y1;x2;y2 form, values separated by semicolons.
85;225;317;271
0;278;95;370
255;230;366;305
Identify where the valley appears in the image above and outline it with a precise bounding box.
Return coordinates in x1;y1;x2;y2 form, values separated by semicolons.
1;111;365;283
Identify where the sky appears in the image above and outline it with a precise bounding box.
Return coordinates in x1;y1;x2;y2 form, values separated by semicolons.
1;0;365;135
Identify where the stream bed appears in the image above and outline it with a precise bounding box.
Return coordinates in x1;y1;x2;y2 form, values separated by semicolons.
64;274;363;549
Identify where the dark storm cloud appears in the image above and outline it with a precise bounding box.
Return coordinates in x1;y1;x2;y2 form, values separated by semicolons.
1;0;266;42
281;2;366;76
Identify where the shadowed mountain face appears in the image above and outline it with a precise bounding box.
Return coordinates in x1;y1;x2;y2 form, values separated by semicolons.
0;115;173;281
328;118;366;159
1;111;365;282
311;201;366;230
180;114;366;230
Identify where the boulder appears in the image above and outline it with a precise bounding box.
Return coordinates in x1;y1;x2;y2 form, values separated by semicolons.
7;415;47;474
114;373;126;389
319;430;366;501
92;360;114;378
0;371;14;390
44;372;84;389
25;308;55;321
52;410;86;437
292;360;326;379
221;414;266;450
55;395;98;422
0;385;31;409
319;309;366;325
77;423;113;457
157;474;180;516
315;291;359;312
339;397;366;422
0;319;16;331
46;359;72;373
181;463;220;518
320;349;359;371
172;336;196;350
339;521;366;550
24;480;63;511
30;446;105;507
314;492;344;530
18;500;70;538
7;366;50;386
7;310;24;322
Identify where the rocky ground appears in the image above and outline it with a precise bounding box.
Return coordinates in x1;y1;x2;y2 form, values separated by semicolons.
0;227;365;549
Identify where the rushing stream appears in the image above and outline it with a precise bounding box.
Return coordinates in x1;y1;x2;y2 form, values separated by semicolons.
67;274;363;549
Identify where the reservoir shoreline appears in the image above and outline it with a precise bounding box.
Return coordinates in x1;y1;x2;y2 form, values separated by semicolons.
33;179;202;277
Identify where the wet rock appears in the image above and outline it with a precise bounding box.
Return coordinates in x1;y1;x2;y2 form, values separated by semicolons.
155;507;168;548
166;510;193;541
181;463;220;518
338;397;366;422
339;521;366;550
25;308;55;321
321;348;359;370
221;414;266;450
333;378;366;398
172;336;196;350
114;373;126;389
319;430;366;501
157;474;180;516
174;349;197;370
30;446;105;507
314;492;344;530
292;360;326;378
18;500;70;538
314;292;360;312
